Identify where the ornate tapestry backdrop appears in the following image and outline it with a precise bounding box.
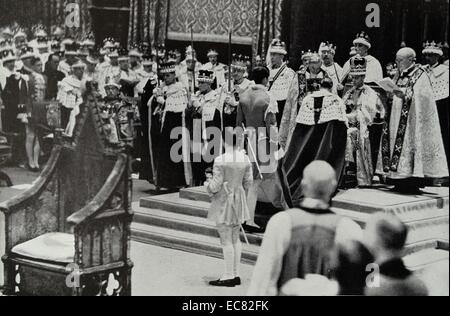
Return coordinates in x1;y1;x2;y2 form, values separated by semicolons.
0;0;92;37
128;0;169;47
166;0;259;45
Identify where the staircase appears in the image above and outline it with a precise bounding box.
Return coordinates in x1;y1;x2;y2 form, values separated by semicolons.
131;189;264;264
131;186;450;269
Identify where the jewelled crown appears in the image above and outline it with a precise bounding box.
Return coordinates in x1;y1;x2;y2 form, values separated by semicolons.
349;55;367;76
319;42;337;54
160;61;177;74
353;31;371;49
269;39;287;55
207;49;219;57
422;41;443;56
198;69;215;83
231;54;250;71
301;50;313;60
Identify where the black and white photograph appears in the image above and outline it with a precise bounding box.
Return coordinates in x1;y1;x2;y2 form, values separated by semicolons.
0;0;448;299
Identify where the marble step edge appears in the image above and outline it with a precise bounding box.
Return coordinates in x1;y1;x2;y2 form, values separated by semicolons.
133;203;447;254
179;187;211;203
404;248;449;271
138;195;271;222
133;205;263;246
180;187;449;214
135;198;448;242
144;191;449;224
130;222;259;265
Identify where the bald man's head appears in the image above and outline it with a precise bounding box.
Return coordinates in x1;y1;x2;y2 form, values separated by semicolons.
397;47;416;59
301;161;337;202
396;47;416;72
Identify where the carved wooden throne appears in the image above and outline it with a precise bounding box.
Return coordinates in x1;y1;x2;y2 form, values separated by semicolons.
0;98;134;296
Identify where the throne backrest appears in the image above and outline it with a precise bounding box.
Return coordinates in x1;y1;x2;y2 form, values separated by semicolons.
57;101;122;233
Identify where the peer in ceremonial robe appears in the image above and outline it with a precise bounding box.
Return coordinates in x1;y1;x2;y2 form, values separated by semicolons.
422;41;449;176
343;56;384;187
203;50;226;89
186;70;222;186
280;77;347;207
267;39;298;127
342;32;383;86
218;54;254;134
139;55;159;184
150;61;191;190
319;42;343;94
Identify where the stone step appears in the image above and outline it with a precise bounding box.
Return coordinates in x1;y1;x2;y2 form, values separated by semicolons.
133;204;264;246
140;193;272;223
332;208;370;227
333;207;449;243
134;201;446;252
333;187;449;215
404;239;447;255
130;222;259;264
139;192;448;245
131;201;446;271
180;186;449;223
180;186;211;203
404;248;449;272
181;186;450;215
135;187;448;269
140;193;209;218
